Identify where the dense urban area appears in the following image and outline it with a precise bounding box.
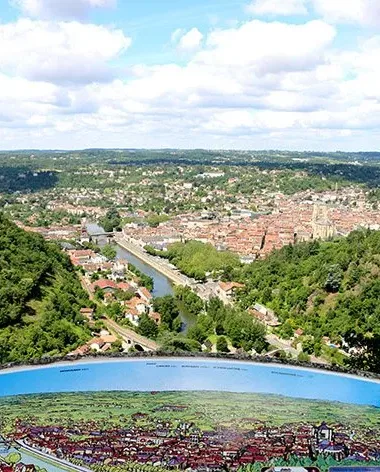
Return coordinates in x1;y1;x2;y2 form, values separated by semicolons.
0;149;380;371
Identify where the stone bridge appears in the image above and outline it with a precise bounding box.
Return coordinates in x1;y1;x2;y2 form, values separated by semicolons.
89;232;115;244
104;317;158;352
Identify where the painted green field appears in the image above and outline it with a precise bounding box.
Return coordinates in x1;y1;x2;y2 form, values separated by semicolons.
0;390;379;433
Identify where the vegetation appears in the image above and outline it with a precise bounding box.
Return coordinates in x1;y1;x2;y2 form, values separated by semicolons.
216;336;229;353
152;289;267;353
3;150;380;229
159;333;202;353
0;214;90;363
152;241;240;281
137;314;159;339
234;229;380;372
174;286;204;317
146;213;170;227
153;295;181;332
101;244;117;260
128;263;154;291
99;208;122;232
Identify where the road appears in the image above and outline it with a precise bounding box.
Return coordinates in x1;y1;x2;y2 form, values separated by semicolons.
115;235;218;300
78;274;158;352
105;317;158;351
115;235;192;286
266;333;328;365
82;234;329;362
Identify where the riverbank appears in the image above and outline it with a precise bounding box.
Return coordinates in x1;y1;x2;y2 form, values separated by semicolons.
114;235;193;287
9;442;90;472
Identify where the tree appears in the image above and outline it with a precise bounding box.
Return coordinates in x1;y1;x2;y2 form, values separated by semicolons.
188;314;214;343
324;264;343;293
101;244;117;260
302;336;315;355
100;208;121;232
216;336;229;353
297;351;310;362
345;332;380;373
153;295;180;330
175;286;204;317
207;297;227;326
111;339;123;352
160;334;201;353
0;214;91;364
138;314;158;339
5;452;21;465
160;240;240;280
224;310;267;352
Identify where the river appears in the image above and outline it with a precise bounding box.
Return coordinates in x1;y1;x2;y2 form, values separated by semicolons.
0;447;67;472
86;223;196;331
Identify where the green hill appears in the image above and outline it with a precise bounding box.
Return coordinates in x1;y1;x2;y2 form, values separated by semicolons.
0;214;90;364
235;229;380;372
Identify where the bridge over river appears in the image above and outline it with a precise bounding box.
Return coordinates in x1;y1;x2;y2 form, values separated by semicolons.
105;317;158;352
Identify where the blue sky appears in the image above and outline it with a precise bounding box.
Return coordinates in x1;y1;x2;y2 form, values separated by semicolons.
0;359;379;407
0;0;380;150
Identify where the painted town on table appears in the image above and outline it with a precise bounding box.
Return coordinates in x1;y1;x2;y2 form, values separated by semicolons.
0;390;379;472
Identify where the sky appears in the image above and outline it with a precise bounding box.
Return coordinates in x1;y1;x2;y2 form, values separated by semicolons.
1;0;380;150
0;359;379;406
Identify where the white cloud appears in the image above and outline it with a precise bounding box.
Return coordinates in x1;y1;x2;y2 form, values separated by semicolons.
171;28;184;43
12;0;116;20
195;20;335;74
176;27;204;52
247;0;308;16
311;0;380;26
0;19;131;84
2;12;380;150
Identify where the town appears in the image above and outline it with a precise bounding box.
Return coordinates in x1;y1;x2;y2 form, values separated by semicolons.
2;397;380;472
6;157;380;365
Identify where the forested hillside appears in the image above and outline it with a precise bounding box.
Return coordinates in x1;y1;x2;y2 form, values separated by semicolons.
235;230;380;372
0;214;90;364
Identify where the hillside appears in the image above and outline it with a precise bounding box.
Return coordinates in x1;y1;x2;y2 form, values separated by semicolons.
235;229;380;372
0;214;90;364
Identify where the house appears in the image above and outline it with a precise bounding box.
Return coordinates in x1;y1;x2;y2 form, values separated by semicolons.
0;465;13;472
68;344;90;356
137;287;153;303
294;328;304;338
69;331;118;356
110;260;128;280
101;334;117;344
103;292;115;304
125;308;141;326
89;334;117;352
117;281;134;292
125;297;151;325
91;279;118;293
217;281;245;305
80;307;94;322
89;338;106;352
127;297;150;314
68;249;95;265
80;229;90;244
249;303;280;327
202;339;213;351
14;464;36;472
313;422;334;442
149;312;161;325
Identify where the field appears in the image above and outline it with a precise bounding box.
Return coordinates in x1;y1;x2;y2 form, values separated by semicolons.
0;390;379;431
